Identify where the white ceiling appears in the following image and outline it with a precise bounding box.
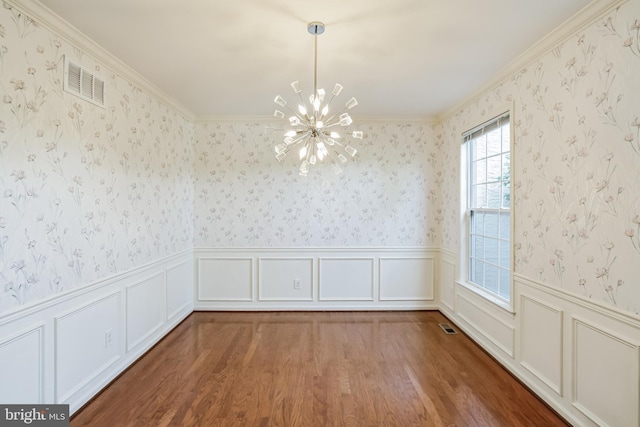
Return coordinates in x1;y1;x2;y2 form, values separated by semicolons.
38;0;592;118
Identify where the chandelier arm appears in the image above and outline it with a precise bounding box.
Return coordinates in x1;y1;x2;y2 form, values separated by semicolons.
288;132;312;146
296;92;308;112
318;96;337;122
303;138;313;162
283;103;302;118
324;122;343;129
324;105;350;124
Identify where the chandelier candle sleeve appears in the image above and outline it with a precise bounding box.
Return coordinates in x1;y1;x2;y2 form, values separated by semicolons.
271;21;361;176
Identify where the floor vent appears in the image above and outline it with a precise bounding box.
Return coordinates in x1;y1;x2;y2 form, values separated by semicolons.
63;55;105;108
439;323;458;334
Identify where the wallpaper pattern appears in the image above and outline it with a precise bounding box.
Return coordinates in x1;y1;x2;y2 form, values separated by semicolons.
1;0;639;317
437;1;640;314
0;2;194;313
193;121;439;247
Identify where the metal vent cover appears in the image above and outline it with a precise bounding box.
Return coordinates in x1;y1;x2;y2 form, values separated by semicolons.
64;56;105;108
438;323;458;334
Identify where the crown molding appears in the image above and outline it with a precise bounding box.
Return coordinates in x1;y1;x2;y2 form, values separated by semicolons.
6;0;196;122
436;0;629;122
195;115;436;125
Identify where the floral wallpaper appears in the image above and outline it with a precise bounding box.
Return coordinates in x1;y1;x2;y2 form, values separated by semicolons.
0;2;194;313
2;0;638;319
437;1;640;314
193;121;440;247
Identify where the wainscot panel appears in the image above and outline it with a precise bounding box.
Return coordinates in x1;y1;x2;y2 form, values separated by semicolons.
55;292;120;403
520;294;563;395
259;258;314;301
166;260;194;321
125;273;166;352
439;256;456;311
455;290;515;358
194;248;438;310
0;324;44;403
319;258;375;301
379;257;435;301
0;250;193;415
441;271;640;427
572;317;639;427
197;258;253;301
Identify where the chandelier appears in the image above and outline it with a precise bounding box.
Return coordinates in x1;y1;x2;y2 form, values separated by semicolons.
271;21;362;176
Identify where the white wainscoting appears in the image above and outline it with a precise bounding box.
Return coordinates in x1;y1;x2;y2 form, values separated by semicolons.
0;250;193;415
3;245;638;426
455;289;515;357
520;295;563;395
0;323;44;404
55;292;120;403
198;257;253;301
437;249;640;427
319;258;374;301
439;257;456;311
126;272;166;352
258;257;314;301
379;257;434;301
194;248;438;311
572;317;639;427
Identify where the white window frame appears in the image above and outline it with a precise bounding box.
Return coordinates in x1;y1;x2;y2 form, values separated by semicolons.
459;108;514;312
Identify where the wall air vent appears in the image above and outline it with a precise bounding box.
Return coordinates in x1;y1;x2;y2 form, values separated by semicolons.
63;56;105;108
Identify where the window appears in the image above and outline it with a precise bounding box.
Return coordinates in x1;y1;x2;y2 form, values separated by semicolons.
463;112;511;302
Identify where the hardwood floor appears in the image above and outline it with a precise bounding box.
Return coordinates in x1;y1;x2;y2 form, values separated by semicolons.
71;311;568;426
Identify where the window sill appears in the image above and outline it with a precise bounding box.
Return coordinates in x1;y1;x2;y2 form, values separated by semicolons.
456;280;515;315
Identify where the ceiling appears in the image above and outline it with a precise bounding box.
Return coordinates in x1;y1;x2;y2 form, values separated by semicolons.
38;0;592;119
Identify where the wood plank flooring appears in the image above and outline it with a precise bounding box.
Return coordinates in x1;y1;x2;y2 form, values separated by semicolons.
71;311;568;426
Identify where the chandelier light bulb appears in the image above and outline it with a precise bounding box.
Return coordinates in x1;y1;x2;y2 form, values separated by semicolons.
270;21;362;175
289;116;301;126
274;95;286;107
345;146;357;157
339;113;353;126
